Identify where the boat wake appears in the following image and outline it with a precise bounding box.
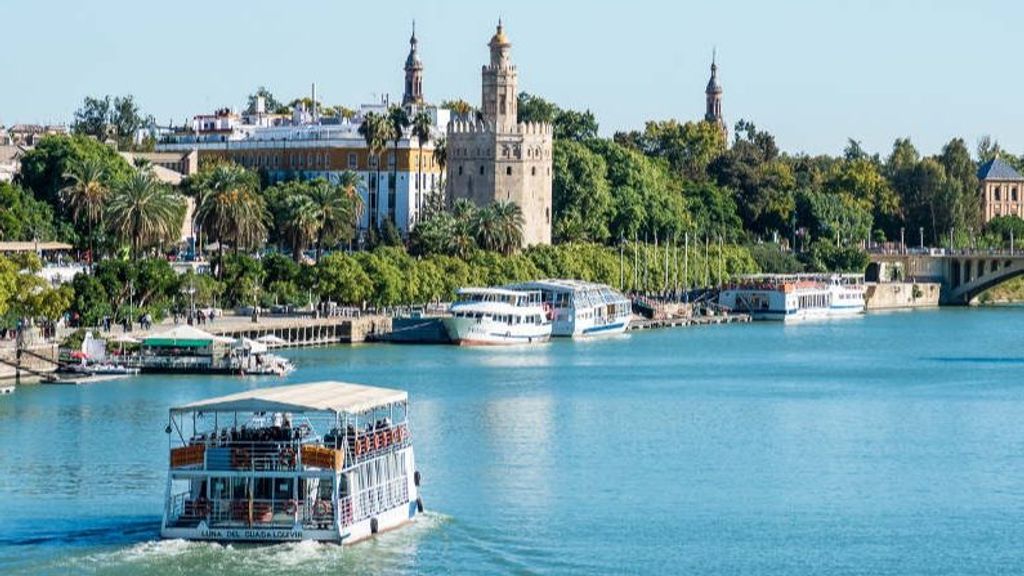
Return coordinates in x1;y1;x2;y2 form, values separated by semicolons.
41;512;453;576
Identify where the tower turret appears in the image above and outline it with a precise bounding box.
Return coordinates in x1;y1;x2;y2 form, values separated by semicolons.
705;51;726;140
481;19;518;129
403;21;424;106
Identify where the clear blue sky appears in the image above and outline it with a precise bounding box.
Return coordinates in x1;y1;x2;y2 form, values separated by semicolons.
4;0;1021;157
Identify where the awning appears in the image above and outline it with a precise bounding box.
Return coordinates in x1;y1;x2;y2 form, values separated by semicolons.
171;381;408;415
143;325;217;347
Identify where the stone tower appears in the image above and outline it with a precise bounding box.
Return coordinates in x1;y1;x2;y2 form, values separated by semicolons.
446;21;553;247
403;22;424;106
481;20;517;130
705;51;726;141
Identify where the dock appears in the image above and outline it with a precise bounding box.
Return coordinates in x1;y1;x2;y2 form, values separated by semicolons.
628;313;751;331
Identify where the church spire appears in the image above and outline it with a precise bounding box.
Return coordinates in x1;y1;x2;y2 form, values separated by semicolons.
704;50;726;141
403;20;424;106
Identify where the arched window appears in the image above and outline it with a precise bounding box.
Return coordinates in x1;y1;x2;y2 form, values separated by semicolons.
531;167;536;176
506;166;512;176
479;165;485;175
458;166;463;176
995;186;1002;201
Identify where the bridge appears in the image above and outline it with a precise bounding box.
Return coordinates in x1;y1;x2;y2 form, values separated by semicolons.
867;251;1024;305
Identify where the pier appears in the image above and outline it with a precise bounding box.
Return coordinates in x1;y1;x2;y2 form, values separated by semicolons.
195;314;392;347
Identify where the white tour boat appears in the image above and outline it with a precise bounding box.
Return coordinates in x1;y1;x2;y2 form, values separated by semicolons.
507;279;632;337
442;287;552;345
161;381;423;544
718;274;865;322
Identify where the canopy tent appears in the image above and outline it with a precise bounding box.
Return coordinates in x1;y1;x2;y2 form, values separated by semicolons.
234;337;268;354
109;334;141;344
171;381;407;416
256;334;287;345
143;325;222;348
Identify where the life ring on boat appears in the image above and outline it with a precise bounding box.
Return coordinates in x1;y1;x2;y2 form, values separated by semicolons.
315;500;331;516
354;437;364;456
392;427;402;444
284;499;298;516
279;446;296;468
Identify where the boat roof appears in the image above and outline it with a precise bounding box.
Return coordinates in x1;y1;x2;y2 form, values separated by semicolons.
509;279;620;293
170;381;408;415
143;325;235;347
456;287;538;297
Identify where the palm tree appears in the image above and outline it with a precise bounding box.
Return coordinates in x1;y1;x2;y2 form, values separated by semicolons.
281;193;318;262
429;136;448;215
60;157;108;258
473;204;503;253
106;169;185;259
194;163;267;275
386;105;410;227
411;110;432;221
358;113;391;230
491;200;525;254
308;179;359;259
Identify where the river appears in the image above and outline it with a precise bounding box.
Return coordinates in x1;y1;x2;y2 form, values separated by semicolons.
2;307;1024;575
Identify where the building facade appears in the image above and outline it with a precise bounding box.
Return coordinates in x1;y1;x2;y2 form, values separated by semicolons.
978;157;1024;222
156;31;445;239
446;22;553;246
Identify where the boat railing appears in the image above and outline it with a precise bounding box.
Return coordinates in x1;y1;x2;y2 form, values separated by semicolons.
342;424;411;465
171;439;345;472
353;475;409;523
168;491;351;529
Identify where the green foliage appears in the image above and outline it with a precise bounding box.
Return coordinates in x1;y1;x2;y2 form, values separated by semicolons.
747;243;804;274
615;119;726;181
71;94;152;151
19;134;133;216
0;182;72;242
795;188;873;245
314;252;372;305
800;240;869;273
517;92;599;142
70;273;112;326
552;140;611;243
0;257;19;318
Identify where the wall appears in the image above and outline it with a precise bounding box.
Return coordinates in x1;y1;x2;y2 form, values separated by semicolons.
864;282;940;310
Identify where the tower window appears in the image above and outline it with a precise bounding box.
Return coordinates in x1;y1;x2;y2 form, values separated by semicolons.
1014;187;1019;202
480;165;485;175
458;166;463;176
531;167;536;176
506;166;512;176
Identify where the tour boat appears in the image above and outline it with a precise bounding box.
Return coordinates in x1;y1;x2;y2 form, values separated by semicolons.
161;381;423;544
506;279;632;337
442;287;552;345
718;274;865;322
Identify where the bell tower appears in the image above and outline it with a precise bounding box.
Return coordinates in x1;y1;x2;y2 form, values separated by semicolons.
705;50;726;140
403;21;424;106
481;19;518;130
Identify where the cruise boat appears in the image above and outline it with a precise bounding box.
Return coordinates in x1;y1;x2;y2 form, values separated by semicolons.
442;287;552;345
507;280;632;337
161;381;422;544
718;274;865;322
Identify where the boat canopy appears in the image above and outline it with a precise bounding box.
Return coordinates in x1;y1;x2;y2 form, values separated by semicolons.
143;325;233;347
170;381;408;416
456;287;533;298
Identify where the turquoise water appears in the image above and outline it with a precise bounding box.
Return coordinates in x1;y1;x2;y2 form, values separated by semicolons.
3;308;1024;574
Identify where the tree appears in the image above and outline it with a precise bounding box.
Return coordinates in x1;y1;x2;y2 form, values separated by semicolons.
430;136;447;215
71;94;151;150
245;86;285;115
517;92;560;124
440;99;476;122
314;253;371;305
193;163;266;272
554;109;599;142
386;105;410;228
551;140;611;243
106;168;185;258
0;182;70;243
616;119;726;181
60;157;108;257
358;112;391;229
411;110;433;220
18;134;134;210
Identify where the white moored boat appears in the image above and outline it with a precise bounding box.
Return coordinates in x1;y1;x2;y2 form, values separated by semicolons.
507;279;632;337
718;274;865;322
161;381;422;544
442;287;552;346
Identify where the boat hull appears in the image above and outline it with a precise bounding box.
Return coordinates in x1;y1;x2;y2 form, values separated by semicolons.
442;316;551;346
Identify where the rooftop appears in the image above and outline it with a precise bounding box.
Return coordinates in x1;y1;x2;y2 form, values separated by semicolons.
171;381;408;415
977;157;1024;181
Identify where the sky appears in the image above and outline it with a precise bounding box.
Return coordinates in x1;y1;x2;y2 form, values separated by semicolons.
3;0;1022;158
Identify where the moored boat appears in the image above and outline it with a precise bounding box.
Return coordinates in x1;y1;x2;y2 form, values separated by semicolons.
718;274;865;322
442;287;552;345
506;279;632;337
161;381;422;544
